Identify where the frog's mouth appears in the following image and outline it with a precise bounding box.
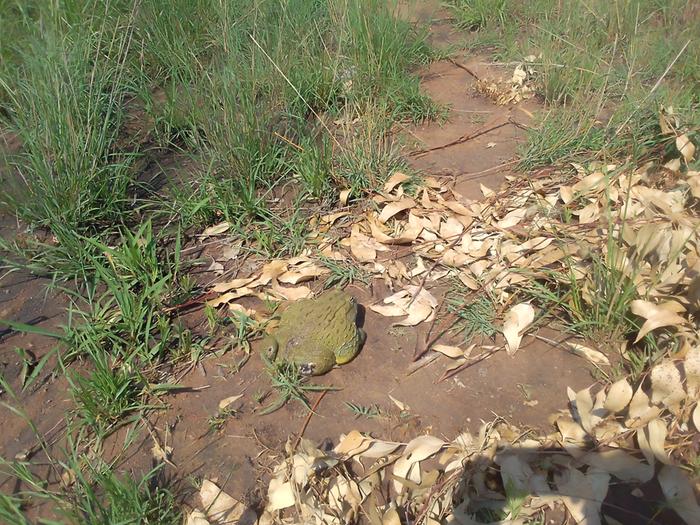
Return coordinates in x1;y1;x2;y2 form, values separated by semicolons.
299;363;316;376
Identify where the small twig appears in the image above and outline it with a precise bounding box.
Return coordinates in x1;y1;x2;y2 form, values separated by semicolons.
410;118;510;157
292;390;328;452
439;346;501;382
448;58;480;80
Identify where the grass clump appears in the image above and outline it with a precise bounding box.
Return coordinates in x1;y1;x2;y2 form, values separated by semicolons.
260;357;339;415
68;349;145;436
447;0;700;168
1;6;137;235
1;456;181;525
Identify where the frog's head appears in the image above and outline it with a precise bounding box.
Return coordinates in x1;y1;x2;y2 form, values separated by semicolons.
261;335;279;362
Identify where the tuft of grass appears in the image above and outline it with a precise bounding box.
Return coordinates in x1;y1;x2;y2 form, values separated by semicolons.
0;5;138;236
70;463;181;525
61;221;193;367
448;0;700;168
260;356;339;415
67;349;145;437
321;255;370;289
345;402;382;419
447;288;498;342
1;456;181;525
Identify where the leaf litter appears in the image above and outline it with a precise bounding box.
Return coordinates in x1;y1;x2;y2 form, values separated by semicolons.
198;112;699;524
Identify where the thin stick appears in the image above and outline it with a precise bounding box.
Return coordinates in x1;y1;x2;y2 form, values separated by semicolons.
292;390;328;451
448;58;480;80
410;119;510;157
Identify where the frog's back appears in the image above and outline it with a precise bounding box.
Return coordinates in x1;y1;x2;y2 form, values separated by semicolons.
275;288;362;375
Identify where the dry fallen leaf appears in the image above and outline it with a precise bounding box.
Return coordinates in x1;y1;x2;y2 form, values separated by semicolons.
637;419;670;465
350;224;388;262
200;479;256;524
658;465;700;525
378;198;416;224
218;394;243;411
389;394;409;412
650;360;685;415
201;222;230;237
604;379;633;413
384;172;410;193
502;303;535;355
266;478;296;512
555;468;609;525
433;344;468;359
369;287;438;327
567;342;610;366
186;510;211;525
630;300;686;343
676;134;696;163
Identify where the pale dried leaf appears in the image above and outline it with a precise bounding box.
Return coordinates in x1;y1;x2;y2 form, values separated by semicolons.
359;439;402;459
212;277;256;294
567;342;610;366
658;465;700;525
572;172;605;194
201;222;230;237
574;387;595;434
439;216;464;239
278;265;328;284
630;300;686;343
480;183;494;197
443;200;472;217
582;450;654;483
378;198;416;224
340;189;351;205
626;387;662;428
554;468;608;525
676;134;696;163
684;345;700;398
260;260;289;283
389;394;409;411
382;507;401;525
207;287;256;308
604;379;633;413
186;510;211;525
200;479;256;524
502;303;535;355
650;360;685;415
433;344;466;359
267;478;295;512
496;208;527;229
384;172;410;193
369;303;408;317
350;225;379;262
218;394;243;411
207;260;224;275
693;404;700;431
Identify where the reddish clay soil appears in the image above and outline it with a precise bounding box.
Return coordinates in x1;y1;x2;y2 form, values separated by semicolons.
0;2;601;520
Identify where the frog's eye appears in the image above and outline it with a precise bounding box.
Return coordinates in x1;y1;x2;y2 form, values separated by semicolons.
263;337;278;360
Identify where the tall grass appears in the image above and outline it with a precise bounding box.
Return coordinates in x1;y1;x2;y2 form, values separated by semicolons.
447;0;700;168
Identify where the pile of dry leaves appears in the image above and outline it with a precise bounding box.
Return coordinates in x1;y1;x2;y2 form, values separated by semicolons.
191;116;698;523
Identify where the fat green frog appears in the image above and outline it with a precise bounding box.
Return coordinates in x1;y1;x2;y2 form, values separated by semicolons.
262;288;365;375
